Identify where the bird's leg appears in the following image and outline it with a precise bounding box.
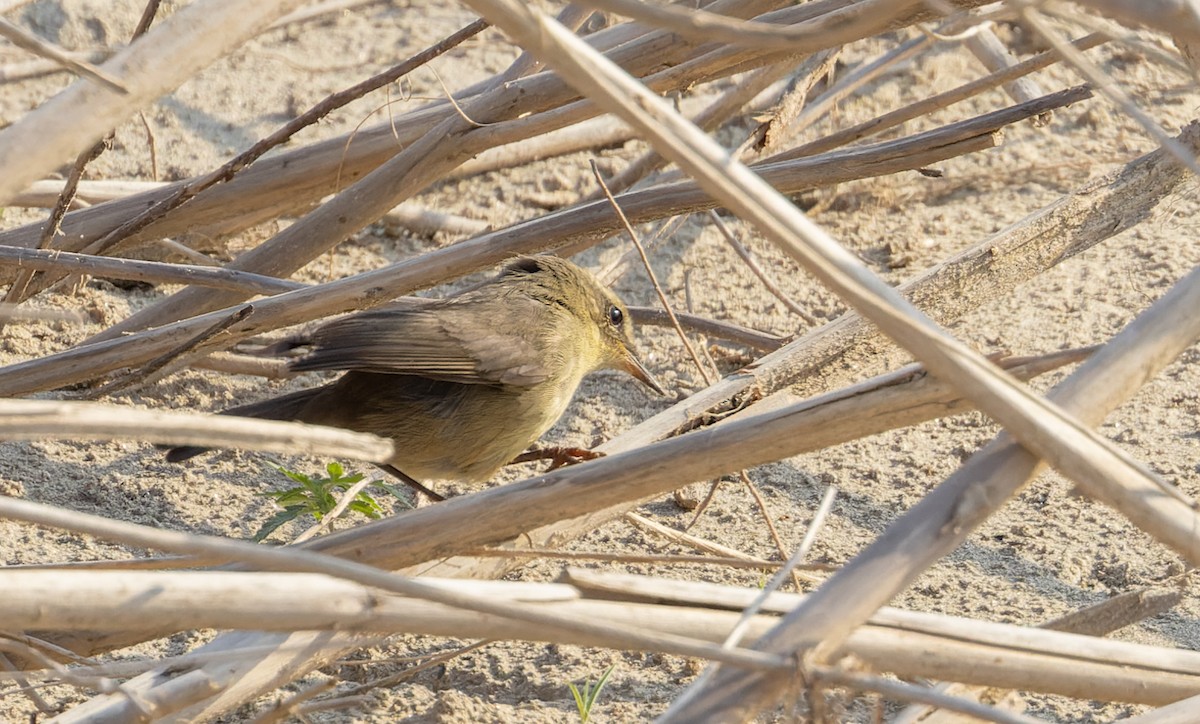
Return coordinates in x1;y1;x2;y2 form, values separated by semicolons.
377;463;446;502
510;446;605;471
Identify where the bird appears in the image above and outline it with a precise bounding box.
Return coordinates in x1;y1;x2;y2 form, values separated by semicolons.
166;255;663;489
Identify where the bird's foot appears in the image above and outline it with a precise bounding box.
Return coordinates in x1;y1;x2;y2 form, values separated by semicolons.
511;446;605;471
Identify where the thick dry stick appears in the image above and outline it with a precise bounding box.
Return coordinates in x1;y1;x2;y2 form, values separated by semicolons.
0;0;308;207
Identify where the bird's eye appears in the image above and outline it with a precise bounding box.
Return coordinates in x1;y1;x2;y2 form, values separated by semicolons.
607;305;623;326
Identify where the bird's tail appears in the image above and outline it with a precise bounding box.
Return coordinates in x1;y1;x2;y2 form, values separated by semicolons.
164;386;325;462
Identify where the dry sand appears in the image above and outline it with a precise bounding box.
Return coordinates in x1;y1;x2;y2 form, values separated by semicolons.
0;1;1198;721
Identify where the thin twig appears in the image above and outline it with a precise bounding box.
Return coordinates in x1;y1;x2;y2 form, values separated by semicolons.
84;305;255;398
292;477;376;544
0;18;127;93
739;471;804;592
708;210;817;325
339;641;492;698
463;546;829;571
0;244;305;295
590;159;714;385
810;666;1042;724
629;306;786;352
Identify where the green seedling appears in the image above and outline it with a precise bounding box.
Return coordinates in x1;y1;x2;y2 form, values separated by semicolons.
568;663;616;723
253;461;411;542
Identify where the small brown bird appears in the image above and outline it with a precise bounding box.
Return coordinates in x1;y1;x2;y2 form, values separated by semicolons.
167;256;662;485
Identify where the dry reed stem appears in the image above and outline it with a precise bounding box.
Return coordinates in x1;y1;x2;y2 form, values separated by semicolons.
0;0;308;207
0;90;1071;398
5;570;1198;706
0;495;787;673
894;585;1187;723
0;398;392;463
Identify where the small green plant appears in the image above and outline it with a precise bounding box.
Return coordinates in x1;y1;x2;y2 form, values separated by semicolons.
567;663;615;724
253;461;411;542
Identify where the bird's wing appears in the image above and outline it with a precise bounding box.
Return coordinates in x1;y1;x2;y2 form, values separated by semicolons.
288;299;551;386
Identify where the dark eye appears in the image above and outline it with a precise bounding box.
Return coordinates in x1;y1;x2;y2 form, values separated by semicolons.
607;305;623;326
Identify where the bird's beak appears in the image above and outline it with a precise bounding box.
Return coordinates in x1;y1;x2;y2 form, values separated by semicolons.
621;348;665;395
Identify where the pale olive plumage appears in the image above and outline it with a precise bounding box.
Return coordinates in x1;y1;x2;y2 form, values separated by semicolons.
167;256;661;483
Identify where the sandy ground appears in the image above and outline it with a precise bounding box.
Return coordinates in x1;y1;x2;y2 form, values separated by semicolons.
1;1;1199;721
